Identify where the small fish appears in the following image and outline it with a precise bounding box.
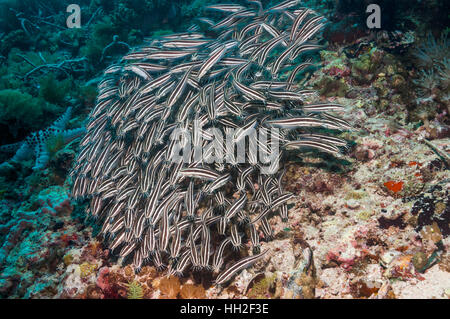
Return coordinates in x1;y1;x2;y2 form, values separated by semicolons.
233;118;258;143
132;211;146;239
230;224;242;250
177;92;198;123
145;50;194;60
297;133;348;146
249;223;261;254
215;249;269;285
290;44;323;61
225;194;247;220
170;222;182;259
203;173;230;194
109;215;125;234
279;204;288;222
302;103;344;112
189;226;201;270
232;78;266;101
218;217;227;236
132;62;168;73
167;67;192;108
321;112;352;130
122;51;148;60
175;250;192;276
179;167;220;181
200;223;212;268
212;238;231;272
206;4;248;13
268;90;305;102
153;248;166;271
198;45;228;80
119;242;137;259
160;32;205;40
250;81;288;90
265;0;300;13
237;166;253;192
267;117;327;129
142;226;156;255
185;181;196;220
162;39;210;49
271;44;297;77
284;140;340;154
271;192;294;210
286;60;314;89
260;217;274;240
109;231;126;251
140;73;172;94
159;204;171;252
290;9;312;42
124;65;150;80
219;57;249;67
196;17;215;26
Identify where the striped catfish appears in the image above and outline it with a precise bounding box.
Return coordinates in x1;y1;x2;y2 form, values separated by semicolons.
71;0;351;287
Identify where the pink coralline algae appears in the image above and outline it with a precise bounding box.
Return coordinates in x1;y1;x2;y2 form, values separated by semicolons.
326;243;369;271
41;197;73;217
325;225;375;271
325;66;351;77
95;267;111;298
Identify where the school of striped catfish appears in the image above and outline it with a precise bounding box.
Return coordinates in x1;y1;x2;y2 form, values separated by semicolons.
70;0;351;286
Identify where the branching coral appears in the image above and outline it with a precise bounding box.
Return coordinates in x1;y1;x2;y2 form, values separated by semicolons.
23;57;88;80
100;35;131;62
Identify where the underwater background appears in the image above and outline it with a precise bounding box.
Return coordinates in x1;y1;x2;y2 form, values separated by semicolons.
0;0;448;299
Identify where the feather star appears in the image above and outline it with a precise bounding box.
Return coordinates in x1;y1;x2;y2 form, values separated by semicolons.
0;107;85;170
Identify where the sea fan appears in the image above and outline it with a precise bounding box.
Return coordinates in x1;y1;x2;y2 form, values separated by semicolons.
71;0;350;285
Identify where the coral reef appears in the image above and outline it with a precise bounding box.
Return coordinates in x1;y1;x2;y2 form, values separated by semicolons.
0;0;448;300
0;185;82;298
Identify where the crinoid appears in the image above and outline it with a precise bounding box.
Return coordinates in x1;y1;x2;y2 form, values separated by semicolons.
71;0;351;286
413;31;449;69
